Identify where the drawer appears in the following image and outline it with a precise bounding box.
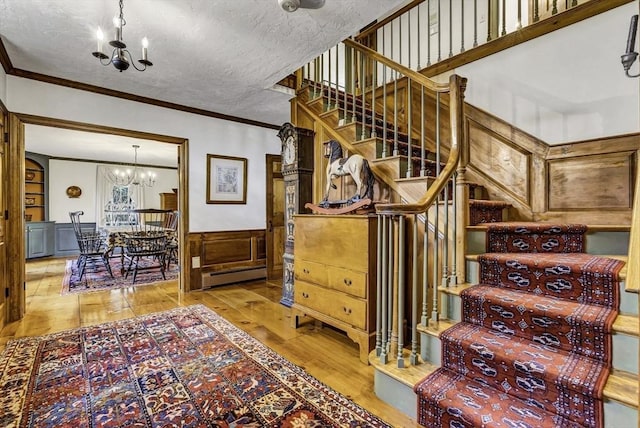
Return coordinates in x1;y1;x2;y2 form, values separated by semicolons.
295;281;367;330
294;259;327;285
327;267;367;298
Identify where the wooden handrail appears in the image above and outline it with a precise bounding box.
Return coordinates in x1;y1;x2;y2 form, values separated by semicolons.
343;39;449;93
375;74;466;215
355;0;425;41
296;101;403;197
626;169;640;293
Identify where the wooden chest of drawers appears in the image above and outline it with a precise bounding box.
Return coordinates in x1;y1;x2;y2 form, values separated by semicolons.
291;214;377;364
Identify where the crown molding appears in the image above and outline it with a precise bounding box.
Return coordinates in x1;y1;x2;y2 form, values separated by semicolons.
0;37;15;74
0;38;279;130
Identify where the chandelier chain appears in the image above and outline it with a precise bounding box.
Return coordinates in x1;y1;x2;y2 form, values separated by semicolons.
118;0;126;30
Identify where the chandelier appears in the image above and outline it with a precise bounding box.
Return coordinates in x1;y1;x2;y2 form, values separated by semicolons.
107;145;156;187
92;0;153;72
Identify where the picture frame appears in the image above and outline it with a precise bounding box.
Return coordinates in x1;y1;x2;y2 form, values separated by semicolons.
206;154;248;204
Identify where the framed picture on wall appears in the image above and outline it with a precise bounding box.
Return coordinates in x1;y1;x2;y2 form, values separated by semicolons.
206;154;248;204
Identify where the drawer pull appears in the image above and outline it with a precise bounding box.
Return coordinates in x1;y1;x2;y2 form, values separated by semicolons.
343;278;352;286
303;268;310;274
343;307;352;314
302;292;309;298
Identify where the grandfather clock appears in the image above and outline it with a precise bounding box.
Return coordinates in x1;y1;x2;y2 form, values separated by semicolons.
277;122;314;307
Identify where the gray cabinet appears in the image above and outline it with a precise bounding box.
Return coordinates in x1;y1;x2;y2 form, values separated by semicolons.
25;221;55;259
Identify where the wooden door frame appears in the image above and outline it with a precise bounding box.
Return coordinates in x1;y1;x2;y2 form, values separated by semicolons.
265;153;284;281
6;113;189;322
0;101;7;331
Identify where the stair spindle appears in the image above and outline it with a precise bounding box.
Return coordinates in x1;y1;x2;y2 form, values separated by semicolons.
441;184;449;288
448;0;453;58
376;215;383;356
501;0;507;36
397;215;406;368
411;214;419;365
473;0;478;47
393;73;399;157
421;211;430;327
360;51;366;140
437;0;442;62
406;79;412;178
380;215;389;364
449;172;458;285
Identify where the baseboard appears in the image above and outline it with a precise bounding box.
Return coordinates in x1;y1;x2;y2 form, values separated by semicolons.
202;266;266;288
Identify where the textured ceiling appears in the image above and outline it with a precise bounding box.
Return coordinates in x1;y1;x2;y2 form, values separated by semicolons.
0;0;406;126
2;0;406;164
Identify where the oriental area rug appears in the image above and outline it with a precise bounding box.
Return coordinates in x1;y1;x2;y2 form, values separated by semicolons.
0;304;391;427
61;259;179;295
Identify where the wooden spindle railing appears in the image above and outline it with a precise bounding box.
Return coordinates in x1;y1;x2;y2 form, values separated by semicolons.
353;0;631;77
297;38;467;368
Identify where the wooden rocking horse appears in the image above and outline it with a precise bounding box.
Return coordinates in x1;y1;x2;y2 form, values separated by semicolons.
319;140;375;209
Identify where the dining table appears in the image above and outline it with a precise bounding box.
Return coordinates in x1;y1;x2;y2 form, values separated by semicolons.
99;226;176;275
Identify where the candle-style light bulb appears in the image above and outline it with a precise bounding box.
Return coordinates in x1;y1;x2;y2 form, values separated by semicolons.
96;27;104;53
141;37;149;61
113;15;122;42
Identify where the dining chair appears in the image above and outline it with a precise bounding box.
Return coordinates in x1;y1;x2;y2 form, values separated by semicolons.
123;233;167;284
163;211;179;269
69;211;113;280
128;208;173;235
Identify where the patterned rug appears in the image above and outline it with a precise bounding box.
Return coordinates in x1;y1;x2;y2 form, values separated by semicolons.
61;259;178;295
0;304;391;427
415;222;624;428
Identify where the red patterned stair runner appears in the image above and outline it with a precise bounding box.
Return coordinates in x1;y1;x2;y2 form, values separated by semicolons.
468;200;511;226
414;223;625;428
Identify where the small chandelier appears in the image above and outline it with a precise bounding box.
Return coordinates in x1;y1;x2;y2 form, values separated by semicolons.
107;145;156;187
92;0;153;72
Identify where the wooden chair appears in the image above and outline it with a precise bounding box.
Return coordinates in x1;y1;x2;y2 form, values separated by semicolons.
163;211;179;269
123;233;167;284
69;211;113;280
128;208;173;235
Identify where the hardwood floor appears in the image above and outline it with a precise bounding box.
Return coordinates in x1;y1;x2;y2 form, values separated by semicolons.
1;257;419;427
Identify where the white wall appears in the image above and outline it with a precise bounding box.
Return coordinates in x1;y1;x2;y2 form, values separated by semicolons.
49;160;97;222
457;3;640;144
7;76;284;232
48;159;178;223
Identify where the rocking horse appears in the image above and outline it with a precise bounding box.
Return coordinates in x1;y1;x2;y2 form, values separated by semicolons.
319;140;375;209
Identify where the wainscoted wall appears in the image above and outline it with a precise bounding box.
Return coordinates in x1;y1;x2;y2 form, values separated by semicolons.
465;104;638;225
187;229;266;291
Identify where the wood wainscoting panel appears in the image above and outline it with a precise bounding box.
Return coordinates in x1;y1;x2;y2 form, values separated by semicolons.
187;229;266;290
467;120;531;205
202;237;252;265
547;152;635;211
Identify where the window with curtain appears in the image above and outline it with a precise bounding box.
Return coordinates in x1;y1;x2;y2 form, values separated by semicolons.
96;165;145;228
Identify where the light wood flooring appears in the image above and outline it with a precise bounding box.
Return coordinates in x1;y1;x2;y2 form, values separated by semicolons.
0;257;419;428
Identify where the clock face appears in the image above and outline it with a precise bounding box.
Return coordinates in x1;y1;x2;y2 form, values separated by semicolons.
283;136;296;165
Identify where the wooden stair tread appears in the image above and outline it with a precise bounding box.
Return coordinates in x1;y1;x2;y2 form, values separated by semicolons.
416;318;455;337
467;224;631;232
613;313;639;336
604;369;638;408
468;200;511;207
465;254;627;281
431;296;637;336
375;329;638;409
438;282;475;296
369;349;438;387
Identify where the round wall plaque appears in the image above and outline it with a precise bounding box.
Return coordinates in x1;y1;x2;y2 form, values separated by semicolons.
66;186;82;198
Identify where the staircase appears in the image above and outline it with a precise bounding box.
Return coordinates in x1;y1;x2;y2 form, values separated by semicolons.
416;223;626;427
292;33;637;428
